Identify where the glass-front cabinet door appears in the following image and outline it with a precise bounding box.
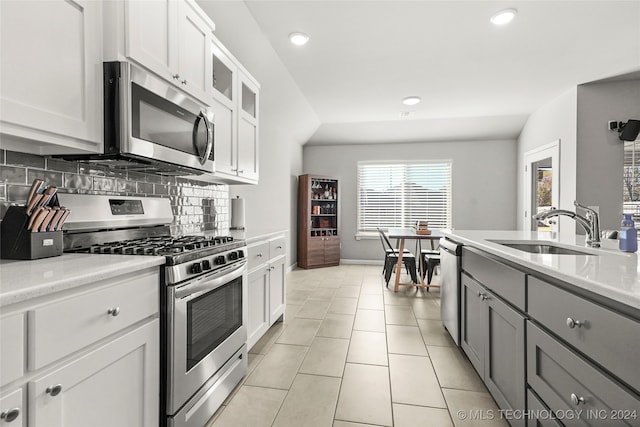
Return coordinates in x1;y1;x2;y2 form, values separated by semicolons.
210;38;237;176
237;71;259;181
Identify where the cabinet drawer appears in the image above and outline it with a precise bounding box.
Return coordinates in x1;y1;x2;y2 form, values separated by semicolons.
462;247;525;310
28;269;158;370
528;276;640;393
0;313;24;387
526;389;562;427
247;241;269;271
527;322;640;426
269;236;286;260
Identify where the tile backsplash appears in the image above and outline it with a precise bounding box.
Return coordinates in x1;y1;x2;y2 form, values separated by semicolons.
0;149;229;235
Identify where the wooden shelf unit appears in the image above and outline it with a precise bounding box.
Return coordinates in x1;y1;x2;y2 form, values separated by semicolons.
297;175;340;268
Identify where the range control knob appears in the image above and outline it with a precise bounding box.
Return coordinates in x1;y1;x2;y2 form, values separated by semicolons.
237;250;245;259
215;255;226;265
228;251;239;261
189;262;202;274
202;260;211;270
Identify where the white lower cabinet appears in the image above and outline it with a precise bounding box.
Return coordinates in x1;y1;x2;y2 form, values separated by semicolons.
29;320;158;427
246;234;287;350
0;388;24;426
247;265;270;349
0;267;160;427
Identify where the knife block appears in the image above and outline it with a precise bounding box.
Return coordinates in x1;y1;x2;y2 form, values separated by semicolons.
1;206;63;260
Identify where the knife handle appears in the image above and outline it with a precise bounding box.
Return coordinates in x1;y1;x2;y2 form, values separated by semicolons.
26;194;43;216
38;208;58;232
29;208;50;232
26;178;44;207
36;186;57;210
47;207;65;232
54;209;71;231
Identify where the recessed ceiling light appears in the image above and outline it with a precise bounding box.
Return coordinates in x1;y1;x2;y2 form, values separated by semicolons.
490;8;517;25
289;32;309;46
402;96;421;106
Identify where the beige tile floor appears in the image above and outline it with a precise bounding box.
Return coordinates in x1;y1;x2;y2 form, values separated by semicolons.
207;264;509;427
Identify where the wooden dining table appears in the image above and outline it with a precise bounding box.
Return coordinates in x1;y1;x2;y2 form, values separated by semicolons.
387;227;444;292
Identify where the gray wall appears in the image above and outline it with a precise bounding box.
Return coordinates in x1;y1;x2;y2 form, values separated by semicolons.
576;79;640;231
516;88;578;232
197;1;320;267
303;140;518;262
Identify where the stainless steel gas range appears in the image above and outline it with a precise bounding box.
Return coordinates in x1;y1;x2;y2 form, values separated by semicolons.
58;194;248;427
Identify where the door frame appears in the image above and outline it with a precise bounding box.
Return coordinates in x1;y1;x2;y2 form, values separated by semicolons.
524;140;560;232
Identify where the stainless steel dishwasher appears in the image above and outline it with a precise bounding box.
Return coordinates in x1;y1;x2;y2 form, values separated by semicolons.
439;238;462;345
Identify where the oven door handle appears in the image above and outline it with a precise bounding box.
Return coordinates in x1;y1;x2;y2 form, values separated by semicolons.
174;261;246;301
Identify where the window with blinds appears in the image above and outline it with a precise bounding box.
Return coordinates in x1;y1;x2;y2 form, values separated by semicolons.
624;140;640;215
357;160;452;233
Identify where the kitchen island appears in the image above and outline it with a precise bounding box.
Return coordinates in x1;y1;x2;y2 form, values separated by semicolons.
440;230;640;427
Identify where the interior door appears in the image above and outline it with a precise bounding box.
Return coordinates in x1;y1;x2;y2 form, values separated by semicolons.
524;140;560;232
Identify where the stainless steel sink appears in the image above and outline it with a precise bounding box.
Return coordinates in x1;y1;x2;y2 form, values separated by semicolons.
489;241;597;256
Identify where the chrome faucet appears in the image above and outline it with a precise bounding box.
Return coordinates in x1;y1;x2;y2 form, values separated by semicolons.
533;201;601;248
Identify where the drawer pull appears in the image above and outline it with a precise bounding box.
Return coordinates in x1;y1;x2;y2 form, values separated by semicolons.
107;307;121;317
477;292;489;301
276;245;283;249
570;393;585;405
256;253;263;258
46;384;62;397
566;317;583;328
0;408;20;422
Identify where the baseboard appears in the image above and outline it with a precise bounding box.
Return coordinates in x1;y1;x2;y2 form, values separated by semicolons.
340;259;384;266
287;263;297;273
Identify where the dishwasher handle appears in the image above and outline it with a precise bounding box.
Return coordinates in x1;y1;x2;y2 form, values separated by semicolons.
439;238;462;255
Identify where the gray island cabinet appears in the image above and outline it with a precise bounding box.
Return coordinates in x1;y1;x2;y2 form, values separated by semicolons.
454;239;640;427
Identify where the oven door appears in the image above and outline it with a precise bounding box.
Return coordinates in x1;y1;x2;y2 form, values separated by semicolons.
167;261;247;414
107;61;215;174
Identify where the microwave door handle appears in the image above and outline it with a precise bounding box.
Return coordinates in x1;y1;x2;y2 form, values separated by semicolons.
193;111;213;165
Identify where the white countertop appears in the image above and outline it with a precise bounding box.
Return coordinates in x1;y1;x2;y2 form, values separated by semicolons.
0;254;165;308
229;229;288;245
441;230;640;311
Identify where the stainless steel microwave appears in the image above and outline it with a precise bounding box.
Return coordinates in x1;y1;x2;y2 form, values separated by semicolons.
61;61;214;176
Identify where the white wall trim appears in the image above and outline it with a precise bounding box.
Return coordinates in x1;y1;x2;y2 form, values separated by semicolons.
340;259;384;266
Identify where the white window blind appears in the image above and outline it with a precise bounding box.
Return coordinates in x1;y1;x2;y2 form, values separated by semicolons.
357;160;452;232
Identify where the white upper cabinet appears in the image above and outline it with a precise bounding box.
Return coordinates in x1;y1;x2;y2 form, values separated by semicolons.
237;72;260;182
125;0;178;82
204;35;260;185
0;0;103;154
126;0;212;103
210;37;238;177
177;0;211;102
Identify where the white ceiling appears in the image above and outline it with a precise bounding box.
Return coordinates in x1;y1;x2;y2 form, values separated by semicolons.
240;1;640;145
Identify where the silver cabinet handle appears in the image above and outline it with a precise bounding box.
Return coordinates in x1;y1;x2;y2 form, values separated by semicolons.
107;307;120;317
181;79;187;85
46;384;62;397
237;170;244;174
0;408;20;422
477;292;488;301
276;246;283;249
172;74;180;79
566;317;583;328
256;253;262;258
570;393;585;405
269;266;275;271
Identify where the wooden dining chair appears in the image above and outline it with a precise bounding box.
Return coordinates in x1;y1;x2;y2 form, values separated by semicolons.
377;228;419;286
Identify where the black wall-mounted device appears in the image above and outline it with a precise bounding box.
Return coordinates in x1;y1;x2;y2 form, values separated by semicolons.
619;119;640;141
